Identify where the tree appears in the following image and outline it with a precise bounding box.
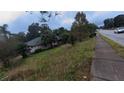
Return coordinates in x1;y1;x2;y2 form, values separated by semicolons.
74;12;88;26
85;23;97;37
71;12;97;41
104;18;114;28
39;11;62;22
72;25;89;41
16;32;26;42
0;38;20;67
0;24;10;40
53;27;70;44
26;23;41;41
40;29;55;47
27;11;62;23
68;33;76;45
2;24;8;31
71;12;89;41
16;43;28;58
25;11;62;44
114;14;124;27
0;24;28;67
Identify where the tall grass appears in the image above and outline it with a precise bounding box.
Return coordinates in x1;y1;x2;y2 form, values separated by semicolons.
4;38;96;81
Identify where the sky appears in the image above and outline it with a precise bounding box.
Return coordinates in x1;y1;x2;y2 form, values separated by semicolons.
0;11;124;33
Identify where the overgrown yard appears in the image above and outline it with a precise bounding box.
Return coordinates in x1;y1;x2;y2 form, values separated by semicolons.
0;38;96;81
101;35;124;58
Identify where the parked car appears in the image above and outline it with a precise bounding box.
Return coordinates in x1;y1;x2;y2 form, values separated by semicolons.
114;27;124;34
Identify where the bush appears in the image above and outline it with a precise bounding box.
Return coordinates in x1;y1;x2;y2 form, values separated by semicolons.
0;38;20;68
16;43;28;58
68;34;76;45
71;23;97;41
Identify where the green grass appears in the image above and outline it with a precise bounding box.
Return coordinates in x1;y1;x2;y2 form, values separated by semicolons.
2;38;96;81
101;34;124;58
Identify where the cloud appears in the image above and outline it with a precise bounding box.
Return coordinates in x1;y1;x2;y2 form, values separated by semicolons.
62;18;74;25
86;11;116;25
87;11;110;21
0;12;24;24
55;11;67;18
86;11;124;26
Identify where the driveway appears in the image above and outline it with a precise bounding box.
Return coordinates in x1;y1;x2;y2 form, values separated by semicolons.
99;29;124;46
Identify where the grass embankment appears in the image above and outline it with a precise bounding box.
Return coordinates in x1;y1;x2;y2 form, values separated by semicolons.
101;34;124;58
1;38;96;81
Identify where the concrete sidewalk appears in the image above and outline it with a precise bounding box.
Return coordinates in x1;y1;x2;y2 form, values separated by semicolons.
91;34;124;81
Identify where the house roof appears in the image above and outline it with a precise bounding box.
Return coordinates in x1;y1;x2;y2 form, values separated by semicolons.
26;37;42;46
25;35;61;47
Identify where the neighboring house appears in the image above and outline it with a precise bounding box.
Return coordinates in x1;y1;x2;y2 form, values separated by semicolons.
25;37;44;53
25;36;61;54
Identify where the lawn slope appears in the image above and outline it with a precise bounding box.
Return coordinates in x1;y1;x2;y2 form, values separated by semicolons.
4;38;96;81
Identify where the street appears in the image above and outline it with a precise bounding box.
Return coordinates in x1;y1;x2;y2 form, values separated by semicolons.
98;29;124;46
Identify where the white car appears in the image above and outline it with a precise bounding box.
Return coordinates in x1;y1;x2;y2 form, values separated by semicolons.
114;27;124;34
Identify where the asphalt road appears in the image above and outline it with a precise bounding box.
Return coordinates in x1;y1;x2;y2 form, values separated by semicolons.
98;29;124;46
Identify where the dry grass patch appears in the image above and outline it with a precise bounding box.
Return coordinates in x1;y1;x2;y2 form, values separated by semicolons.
2;38;96;81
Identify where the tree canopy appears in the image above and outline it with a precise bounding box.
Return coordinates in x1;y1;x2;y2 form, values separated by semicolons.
26;23;41;41
114;14;124;27
104;18;114;28
71;12;97;41
103;14;124;28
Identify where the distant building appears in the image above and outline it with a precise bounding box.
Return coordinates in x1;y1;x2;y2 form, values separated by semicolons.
25;37;44;53
25;36;60;54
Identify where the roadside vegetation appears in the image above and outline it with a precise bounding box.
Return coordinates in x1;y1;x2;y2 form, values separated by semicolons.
102;14;124;29
0;11;97;80
1;38;95;80
100;34;124;58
